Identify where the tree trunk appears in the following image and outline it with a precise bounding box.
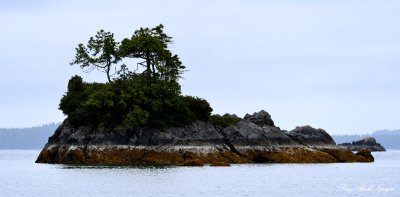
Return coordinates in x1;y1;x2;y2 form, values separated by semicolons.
151;62;156;77
146;52;151;77
106;60;111;83
106;67;111;82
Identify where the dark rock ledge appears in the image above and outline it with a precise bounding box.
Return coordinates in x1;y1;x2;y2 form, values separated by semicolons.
36;110;374;165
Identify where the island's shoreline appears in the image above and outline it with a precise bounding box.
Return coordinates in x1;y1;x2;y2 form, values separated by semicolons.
37;144;373;166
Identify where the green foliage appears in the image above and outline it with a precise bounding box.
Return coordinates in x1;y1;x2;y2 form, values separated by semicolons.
120;106;149;128
183;96;213;122
119;24;185;81
59;75;212;129
67;75;84;92
210;114;242;129
63;25;212;129
70;30;121;82
71;24;185;83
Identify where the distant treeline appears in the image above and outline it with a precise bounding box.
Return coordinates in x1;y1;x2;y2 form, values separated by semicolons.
332;130;400;149
0;123;59;149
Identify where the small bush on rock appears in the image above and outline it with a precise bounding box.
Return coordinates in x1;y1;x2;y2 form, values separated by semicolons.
210;113;242;129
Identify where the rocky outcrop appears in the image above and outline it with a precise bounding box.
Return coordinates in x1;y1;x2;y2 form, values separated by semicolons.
220;121;299;148
244;110;275;127
338;137;386;152
36;110;374;165
48;120;224;146
287;126;336;147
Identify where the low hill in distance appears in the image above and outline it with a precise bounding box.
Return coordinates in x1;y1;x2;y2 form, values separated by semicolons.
0;123;60;149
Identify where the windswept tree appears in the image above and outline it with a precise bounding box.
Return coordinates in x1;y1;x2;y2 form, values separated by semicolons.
119;24;185;81
71;30;121;82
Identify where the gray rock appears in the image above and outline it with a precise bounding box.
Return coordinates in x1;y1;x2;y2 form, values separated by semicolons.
220;121;301;147
43;109;341;162
48;118;336;149
338;137;386;152
244;110;275;127
221;120;270;146
163;121;225;146
287;125;336;147
49;120;225;147
262;126;299;146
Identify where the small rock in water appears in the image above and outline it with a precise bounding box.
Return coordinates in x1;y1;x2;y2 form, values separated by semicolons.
338;137;386;152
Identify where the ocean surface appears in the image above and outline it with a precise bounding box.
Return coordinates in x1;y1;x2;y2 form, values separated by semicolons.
0;150;399;197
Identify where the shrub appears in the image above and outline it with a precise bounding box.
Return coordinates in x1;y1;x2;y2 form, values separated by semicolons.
120;106;149;128
210;113;242;129
183;96;213;122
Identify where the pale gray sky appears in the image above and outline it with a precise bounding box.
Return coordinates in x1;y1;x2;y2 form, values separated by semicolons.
1;0;399;134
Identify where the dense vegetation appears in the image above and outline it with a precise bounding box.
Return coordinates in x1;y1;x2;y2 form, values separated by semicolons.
60;25;212;129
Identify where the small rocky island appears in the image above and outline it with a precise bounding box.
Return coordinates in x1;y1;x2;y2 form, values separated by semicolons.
36;110;374;165
338;137;386;152
36;25;374;166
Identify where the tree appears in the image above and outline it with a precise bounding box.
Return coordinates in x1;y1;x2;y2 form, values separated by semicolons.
61;25;213;129
71;30;121;82
119;24;185;81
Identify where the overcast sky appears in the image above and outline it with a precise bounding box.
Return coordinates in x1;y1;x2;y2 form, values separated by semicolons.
1;0;399;134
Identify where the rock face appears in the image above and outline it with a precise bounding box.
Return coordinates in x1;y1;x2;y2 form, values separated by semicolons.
244;110;275;127
338;137;386;152
36;110;374;165
48;120;224;146
287;126;336;147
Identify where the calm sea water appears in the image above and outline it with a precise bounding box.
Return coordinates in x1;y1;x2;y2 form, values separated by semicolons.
0;150;399;197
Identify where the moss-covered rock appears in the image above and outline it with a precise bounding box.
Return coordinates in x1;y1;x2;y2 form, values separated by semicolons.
178;159;204;166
